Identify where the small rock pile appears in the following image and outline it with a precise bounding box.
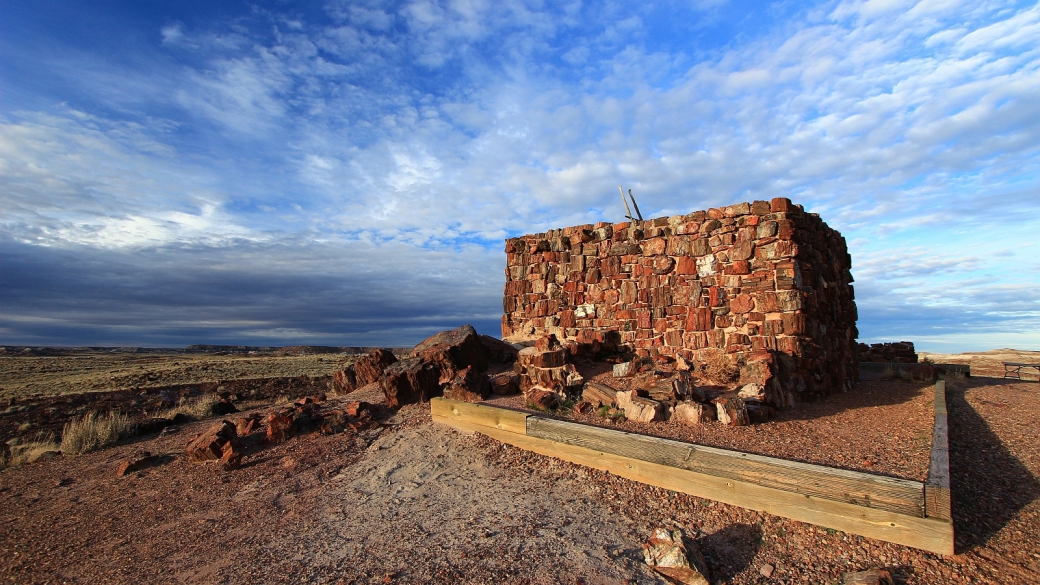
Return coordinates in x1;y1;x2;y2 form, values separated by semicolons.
514;334;773;426
181;394;379;470
331;325;520;409
857;341;918;363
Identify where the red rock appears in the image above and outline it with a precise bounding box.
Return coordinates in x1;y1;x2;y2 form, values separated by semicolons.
730;293;755;314
524;388;560;410
233;415;259;436
116;451;167;477
354;349;398;386
410;324;490;372
770;197;792;212
652;255;675;275
344;401;371;417
265;412;294;444
381;356;442;408
518;346;567;368
573;401;594;414
443;366;492;403
332;368;358;394
582;382;617;408
186;421;238;462
714;396;750;426
489;372;520;395
673;402;714;425
535;334;562;351
221;441;243;470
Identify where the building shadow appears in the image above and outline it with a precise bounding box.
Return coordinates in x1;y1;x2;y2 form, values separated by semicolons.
947;379;1040;552
695;523;763;582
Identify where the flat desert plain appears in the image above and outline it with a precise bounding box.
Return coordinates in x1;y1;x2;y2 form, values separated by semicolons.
1;348;1038;584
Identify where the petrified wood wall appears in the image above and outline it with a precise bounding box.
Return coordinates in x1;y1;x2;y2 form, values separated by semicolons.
501;198;858;406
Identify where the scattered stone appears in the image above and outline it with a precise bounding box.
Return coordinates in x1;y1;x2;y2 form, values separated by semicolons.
233;415;260;436
344;401;371;417
843;569;894;585
137;417;173;435
573;401;593;414
185;421;238;463
673;402;715;425
622;394;667;423
525;387;560;411
714;395;750;426
211;400;238;416
381;357;442;408
642;527;710;585
116;451;167;477
759;564;775;578
582;382;617;409
443;366;492;403
265;412;294;444
220;441;242;470
489;372;520;395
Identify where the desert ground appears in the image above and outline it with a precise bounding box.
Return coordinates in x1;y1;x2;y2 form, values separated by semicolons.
1;347;1038;584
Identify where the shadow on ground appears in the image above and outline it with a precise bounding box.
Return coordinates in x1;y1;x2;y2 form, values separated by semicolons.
947;378;1040;553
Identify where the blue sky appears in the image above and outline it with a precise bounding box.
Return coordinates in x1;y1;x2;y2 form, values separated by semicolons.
1;0;1038;351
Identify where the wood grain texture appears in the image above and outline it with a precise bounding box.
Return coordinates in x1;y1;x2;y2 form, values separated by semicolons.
430;397;529;434
527;415;925;517
433;412;954;555
926;381;952;521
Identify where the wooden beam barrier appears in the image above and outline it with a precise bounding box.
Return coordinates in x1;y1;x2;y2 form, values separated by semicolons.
430;397;954;555
925;380;952;522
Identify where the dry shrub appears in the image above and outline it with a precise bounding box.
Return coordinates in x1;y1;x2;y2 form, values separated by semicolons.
1;432;60;469
699;348;738;384
60;411;137;456
160;395;221;421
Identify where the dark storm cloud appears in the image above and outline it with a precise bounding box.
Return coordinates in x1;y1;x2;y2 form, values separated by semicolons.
0;240;505;347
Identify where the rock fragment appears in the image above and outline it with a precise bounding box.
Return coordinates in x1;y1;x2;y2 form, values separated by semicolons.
642;527;710;585
185;420;239;463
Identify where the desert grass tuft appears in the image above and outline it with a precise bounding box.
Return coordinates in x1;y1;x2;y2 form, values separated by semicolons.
2;432;61;469
159;394;221;421
60;411;137;456
699;348;738;384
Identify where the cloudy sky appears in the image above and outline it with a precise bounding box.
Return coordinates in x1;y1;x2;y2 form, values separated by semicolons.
1;0;1038;351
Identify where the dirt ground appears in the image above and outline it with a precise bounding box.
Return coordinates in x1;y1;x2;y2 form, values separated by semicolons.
1;350;1039;584
0;351;377;401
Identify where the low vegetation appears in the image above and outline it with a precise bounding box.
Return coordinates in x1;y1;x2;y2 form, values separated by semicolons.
159;395;222;421
1;432;61;469
699;348;738;384
59;411;137;456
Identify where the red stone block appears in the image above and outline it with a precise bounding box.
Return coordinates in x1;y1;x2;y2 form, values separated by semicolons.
770;197;792;212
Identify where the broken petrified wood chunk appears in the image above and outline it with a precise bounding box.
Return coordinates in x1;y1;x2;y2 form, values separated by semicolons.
265;412;294;444
534;333;562;351
221;441;242;470
713;395;750;426
381;356;442;408
524;387;560;411
410;324;490;372
354;349;398;386
489;372;520;395
643;527;710;585
672;402;715;425
233;414;260;436
344;401;371;417
616;391;667;422
116;451;168;477
443;366;492;403
517;346;567;368
332;367;358;394
582;382;617;408
185;420;238;462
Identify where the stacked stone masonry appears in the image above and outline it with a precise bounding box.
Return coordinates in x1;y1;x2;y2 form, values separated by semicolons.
501;198;859;406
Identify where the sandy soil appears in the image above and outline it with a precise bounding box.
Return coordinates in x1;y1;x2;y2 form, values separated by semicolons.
1;349;1038;584
919;349;1040;381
